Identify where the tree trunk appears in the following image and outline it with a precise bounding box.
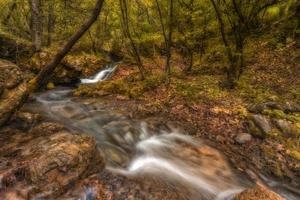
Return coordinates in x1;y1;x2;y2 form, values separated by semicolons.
0;0;105;128
47;1;55;46
155;0;168;51
28;0;43;51
165;0;174;75
210;0;237;88
119;0;145;79
184;49;193;73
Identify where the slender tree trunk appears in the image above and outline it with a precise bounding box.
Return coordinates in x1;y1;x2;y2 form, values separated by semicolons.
184;49;193;73
165;0;174;75
28;0;43;51
88;30;98;54
182;0;196;73
210;0;237;88
119;0;145;79
154;0;168;49
47;1;55;46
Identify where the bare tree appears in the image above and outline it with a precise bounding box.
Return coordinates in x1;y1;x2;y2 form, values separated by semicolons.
165;0;174;75
47;1;55;46
28;0;43;51
119;0;145;79
210;0;280;88
154;0;168;55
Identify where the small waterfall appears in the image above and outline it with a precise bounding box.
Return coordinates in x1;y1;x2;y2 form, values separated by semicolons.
81;63;119;84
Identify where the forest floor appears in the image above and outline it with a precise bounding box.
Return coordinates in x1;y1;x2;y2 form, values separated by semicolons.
73;36;300;188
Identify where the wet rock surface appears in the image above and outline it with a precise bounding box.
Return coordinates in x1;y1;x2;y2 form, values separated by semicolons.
0;59;28;127
0;121;104;199
97;170;187;200
234;185;283;200
245;102;300;184
247;102;300;139
235;133;252;144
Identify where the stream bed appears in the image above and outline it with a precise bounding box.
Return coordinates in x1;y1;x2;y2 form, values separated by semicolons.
20;85;299;200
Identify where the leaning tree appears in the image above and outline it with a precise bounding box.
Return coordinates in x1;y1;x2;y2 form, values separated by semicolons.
0;0;105;127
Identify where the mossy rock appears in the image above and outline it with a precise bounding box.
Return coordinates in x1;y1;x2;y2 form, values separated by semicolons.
47;82;55;90
248;119;265;138
234;185;283;200
287;149;300;161
274;119;300;138
261;145;286;178
248;114;272;138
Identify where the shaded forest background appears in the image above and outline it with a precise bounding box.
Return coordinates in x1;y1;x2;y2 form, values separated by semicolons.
0;0;299;87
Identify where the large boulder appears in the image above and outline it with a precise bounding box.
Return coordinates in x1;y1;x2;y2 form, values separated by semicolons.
0;59;28;127
0;122;105;199
247;102;300;139
234;185;283;200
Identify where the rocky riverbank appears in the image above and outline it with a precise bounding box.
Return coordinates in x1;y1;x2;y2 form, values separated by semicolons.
0;109;288;200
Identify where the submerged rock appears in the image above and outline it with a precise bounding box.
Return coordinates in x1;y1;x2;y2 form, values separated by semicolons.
0;122;105;199
234;185;283;200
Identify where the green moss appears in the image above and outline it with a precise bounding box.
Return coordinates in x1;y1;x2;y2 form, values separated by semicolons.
143;74;167;90
235;105;248;119
289;88;300;101
175;82;200;101
272;162;284;177
267;128;282;137
74;73;167;99
47;82;55;90
262;109;300;124
287;149;300;161
173;75;230;102
248;119;265;138
236;77;276;103
261;145;286;177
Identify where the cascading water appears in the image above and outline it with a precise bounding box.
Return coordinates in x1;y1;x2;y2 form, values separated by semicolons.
22;66;300;200
81;62;119;84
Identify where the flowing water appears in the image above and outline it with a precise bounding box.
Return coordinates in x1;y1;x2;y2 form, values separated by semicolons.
24;64;299;200
81;63;119;84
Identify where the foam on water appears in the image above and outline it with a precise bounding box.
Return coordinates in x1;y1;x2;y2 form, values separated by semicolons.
109;132;246;199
